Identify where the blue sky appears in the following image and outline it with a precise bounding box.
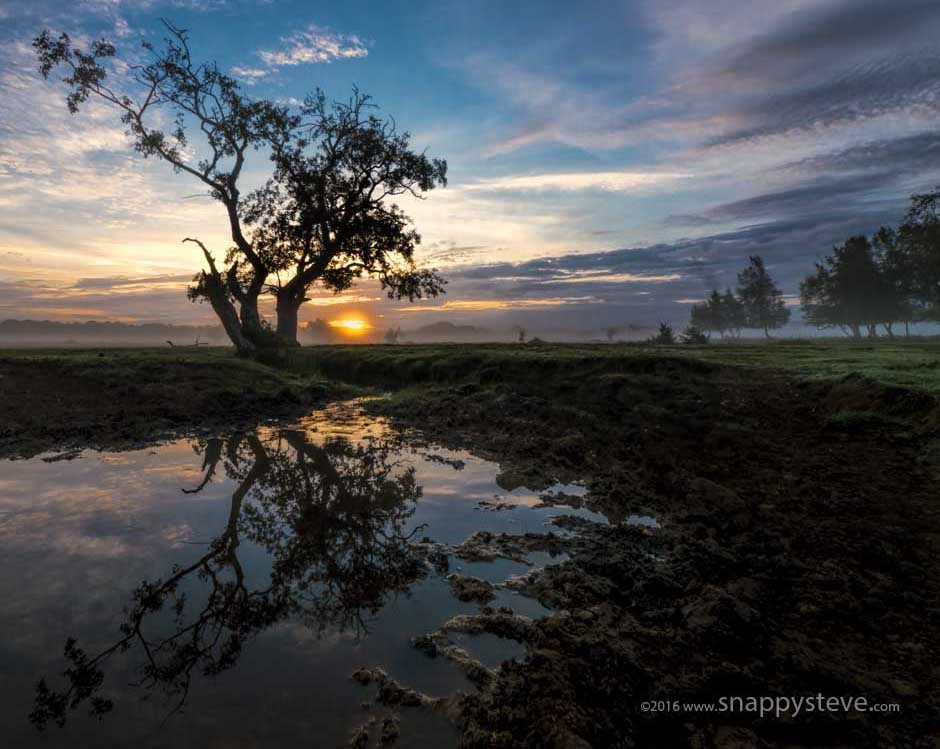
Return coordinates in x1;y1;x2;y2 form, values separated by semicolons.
2;0;940;333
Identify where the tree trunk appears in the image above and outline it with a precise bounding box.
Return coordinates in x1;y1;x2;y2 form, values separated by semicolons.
198;272;255;353
237;274;267;348
849;323;862;338
184;239;256;354
239;294;266;347
905;320;911;337
883;322;894;338
275;288;303;346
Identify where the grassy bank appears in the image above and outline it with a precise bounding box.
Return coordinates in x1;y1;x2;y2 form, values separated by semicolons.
272;339;940;396
275;338;940;394
3;339;938;459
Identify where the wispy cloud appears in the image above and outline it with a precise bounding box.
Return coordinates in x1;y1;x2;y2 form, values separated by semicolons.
230;65;270;81
401;297;599;312
257;25;368;68
465;170;692;193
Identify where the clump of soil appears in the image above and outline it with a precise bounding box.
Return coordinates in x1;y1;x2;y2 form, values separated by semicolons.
453;531;568;565
448;575;497;604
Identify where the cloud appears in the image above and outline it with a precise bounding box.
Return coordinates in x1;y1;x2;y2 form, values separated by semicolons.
231;65;270;81
778;132;940;177
229;22;369;83
465;170;691;193
257;25;368;68
70;274;194;291
401;297;600;312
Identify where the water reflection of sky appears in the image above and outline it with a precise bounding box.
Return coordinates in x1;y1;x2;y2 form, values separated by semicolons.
0;403;628;747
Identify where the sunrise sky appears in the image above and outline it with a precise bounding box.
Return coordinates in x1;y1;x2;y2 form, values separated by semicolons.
2;0;940;333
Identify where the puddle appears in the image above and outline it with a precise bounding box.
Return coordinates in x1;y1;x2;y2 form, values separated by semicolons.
0;401;649;747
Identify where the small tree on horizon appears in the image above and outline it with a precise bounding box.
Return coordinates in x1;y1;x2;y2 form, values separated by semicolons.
680;324;709;344
649;322;675;344
873;227;919;335
736;256;790;337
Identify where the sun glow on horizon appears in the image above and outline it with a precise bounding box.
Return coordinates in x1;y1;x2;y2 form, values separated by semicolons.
328;317;372;335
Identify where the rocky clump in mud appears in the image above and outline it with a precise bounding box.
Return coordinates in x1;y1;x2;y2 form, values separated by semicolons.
532;490;584;510
447;575;497;604
453;531;568;565
348;667;455;747
412;531;572;573
413;608;536;691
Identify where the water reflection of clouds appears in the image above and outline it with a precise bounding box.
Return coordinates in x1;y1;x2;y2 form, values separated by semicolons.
0;404;619;745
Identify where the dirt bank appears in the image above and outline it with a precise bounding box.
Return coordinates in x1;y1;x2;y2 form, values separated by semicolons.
0;349;336;458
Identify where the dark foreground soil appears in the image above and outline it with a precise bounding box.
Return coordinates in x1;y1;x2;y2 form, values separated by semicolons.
363;356;940;748
2;348;938;747
0;350;335;458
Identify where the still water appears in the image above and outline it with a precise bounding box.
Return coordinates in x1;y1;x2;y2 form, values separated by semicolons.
0;401;608;747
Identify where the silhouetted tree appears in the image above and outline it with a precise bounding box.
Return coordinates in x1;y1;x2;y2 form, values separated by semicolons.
34;24;446;352
648;322;675;344
893;188;940;321
736;256;790;337
800;235;899;337
689;289;745;339
681;324;709;344
384;326;402;344
873;227;919;335
245;89;446;344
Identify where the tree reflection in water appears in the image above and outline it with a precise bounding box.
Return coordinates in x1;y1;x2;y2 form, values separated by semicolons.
30;430;426;729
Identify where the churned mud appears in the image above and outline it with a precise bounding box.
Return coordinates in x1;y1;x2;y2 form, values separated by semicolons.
361;357;940;748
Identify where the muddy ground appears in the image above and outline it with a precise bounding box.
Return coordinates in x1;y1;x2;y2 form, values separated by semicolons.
1;349;938;747
0;351;336;458
364;356;940;748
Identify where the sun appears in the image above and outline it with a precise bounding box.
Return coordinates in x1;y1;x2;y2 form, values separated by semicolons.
328;317;372;336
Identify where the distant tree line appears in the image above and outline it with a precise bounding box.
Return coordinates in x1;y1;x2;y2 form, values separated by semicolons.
685;188;940;340
799;189;940;337
0;319;225;342
689;256;791;339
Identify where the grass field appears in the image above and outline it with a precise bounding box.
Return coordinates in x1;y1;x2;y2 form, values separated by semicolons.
267;338;940;395
5;337;940;394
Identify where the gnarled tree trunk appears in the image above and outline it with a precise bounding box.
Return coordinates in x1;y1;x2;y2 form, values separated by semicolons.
275;285;306;347
185;238;257;354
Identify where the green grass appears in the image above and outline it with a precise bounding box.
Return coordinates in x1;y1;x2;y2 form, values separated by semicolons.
275;338;940;395
666;338;940;394
4;337;940;395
